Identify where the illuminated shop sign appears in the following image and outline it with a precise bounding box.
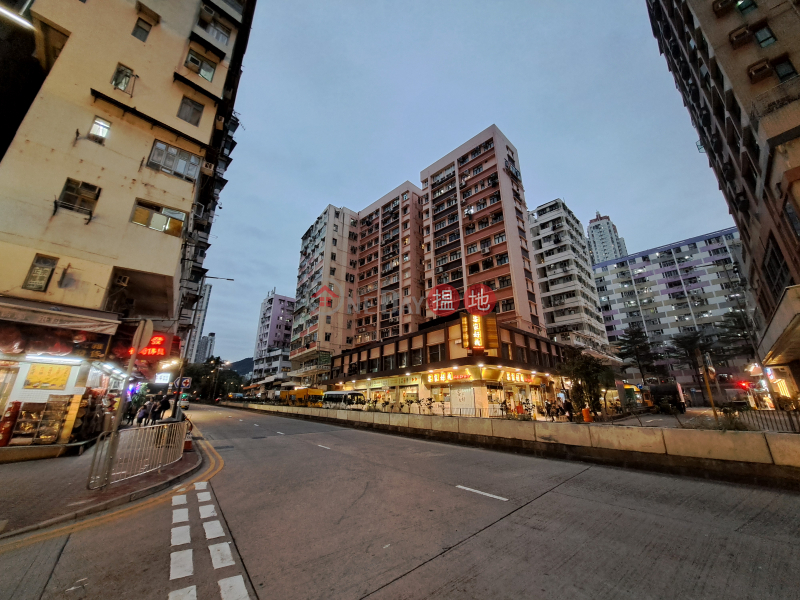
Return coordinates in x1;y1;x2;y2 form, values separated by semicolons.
461;313;499;351
427;371;471;383
129;333;172;359
503;371;530;384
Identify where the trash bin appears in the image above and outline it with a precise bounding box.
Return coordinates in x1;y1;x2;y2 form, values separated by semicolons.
581;407;593;423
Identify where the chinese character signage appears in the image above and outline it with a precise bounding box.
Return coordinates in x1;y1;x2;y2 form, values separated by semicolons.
427;371;471;384
24;363;71;390
465;284;496;316
427;284;459;317
461;313;499;351
155;372;171;384
503;371;530;384
129;333;173;359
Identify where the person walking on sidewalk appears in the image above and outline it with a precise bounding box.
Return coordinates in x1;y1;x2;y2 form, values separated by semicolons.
136;405;148;426
159;394;171;420
124;401;135;426
149;393;164;424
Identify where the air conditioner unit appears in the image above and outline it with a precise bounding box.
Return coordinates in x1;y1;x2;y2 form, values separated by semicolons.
186;55;202;73
199;5;214;22
201;161;214;176
482;247;491;255
115;275;130;287
712;0;737;17
747;59;773;83
215;115;225;130
729;26;752;49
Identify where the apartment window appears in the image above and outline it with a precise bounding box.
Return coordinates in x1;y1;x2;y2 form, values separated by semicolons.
496;253;509;266
177;97;204;126
325;332;332;342
450;250;461;261
330;268;336;276
500;298;515;312
494;233;506;244
515;346;527;363
203;19;231;45
774;58;798;82
482;257;494;270
22;255;58;292
403;287;410;296
186;49;216;81
473;165;483;176
411;348;423;366
498;275;511;288
332;238;337;246
428;344;445;363
784;200;800;239
58;178;100;214
753;24;776;47
484;279;496;290
398;351;409;368
131;18;151;42
131;200;186;236
331;252;337;261
403;236;410;246
448;232;459;243
436;255;448;267
467;243;477;254
111;64;134;92
465;224;476;235
326;316;331;324
480;238;491;250
147;141;201;181
763;236;793;301
88;117;111;144
737;0;757;14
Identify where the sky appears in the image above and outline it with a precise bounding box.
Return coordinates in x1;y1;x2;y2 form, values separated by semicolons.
201;0;736;362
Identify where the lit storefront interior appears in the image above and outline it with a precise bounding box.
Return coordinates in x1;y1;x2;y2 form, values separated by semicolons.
330;313;564;415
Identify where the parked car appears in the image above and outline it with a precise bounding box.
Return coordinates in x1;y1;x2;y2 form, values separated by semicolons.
178;397;190;410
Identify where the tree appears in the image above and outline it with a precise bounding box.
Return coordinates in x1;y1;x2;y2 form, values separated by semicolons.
616;323;656;382
556;348;611;415
712;310;754;362
663;331;713;401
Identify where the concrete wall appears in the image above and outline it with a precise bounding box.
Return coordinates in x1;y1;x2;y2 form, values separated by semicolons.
222;403;800;483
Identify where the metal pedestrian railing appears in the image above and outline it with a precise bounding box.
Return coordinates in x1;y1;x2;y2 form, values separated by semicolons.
735;410;800;434
87;421;189;490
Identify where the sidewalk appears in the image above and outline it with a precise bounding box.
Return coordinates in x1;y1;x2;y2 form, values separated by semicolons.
0;442;202;538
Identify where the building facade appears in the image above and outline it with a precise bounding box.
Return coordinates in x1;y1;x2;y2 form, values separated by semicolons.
594;227;748;385
253;289;294;391
329;313;564;415
196;332;216;364
186;283;212;362
646;0;800;394
530;200;610;354
587;212;629;265
289;205;360;387
0;0;255;441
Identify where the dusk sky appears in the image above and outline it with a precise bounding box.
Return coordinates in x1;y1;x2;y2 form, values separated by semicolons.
202;0;735;362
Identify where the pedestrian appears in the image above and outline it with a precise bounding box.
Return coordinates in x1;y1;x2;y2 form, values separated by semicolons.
150;393;164;424
124;401;135;426
136;405;147;426
564;400;574;423
142;398;153;425
159;394;172;420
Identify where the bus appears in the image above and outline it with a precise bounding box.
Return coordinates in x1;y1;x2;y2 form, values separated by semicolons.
279;388;324;406
322;391;366;408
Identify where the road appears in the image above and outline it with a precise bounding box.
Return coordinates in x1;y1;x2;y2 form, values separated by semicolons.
2;403;800;600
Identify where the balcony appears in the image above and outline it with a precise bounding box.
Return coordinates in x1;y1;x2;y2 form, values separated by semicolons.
750;75;800;124
504;160;522;180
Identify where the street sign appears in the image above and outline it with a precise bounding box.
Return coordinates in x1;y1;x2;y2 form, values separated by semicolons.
180;377;192;389
155;372;171;384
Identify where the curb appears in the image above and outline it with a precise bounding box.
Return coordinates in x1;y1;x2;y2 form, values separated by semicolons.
0;443;205;541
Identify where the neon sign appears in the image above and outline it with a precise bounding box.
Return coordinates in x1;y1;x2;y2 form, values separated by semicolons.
503;371;529;383
427;371;471;383
129;333;171;359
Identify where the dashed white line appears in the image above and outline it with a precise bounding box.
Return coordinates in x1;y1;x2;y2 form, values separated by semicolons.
455;485;508;502
172;495;187;506
197;491;212;502
203;520;225;540
172;509;189;523
194;482;208;490
218;575;250;600
318;445;331;450
277;432;284;435
171;525;191;546
168;586;197;600
209;542;235;569
169;549;193;580
199;504;217;519
254;424;259;427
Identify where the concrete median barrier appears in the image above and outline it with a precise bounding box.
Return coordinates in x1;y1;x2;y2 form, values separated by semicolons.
458;417;492;437
765;433;800;467
408;415;432;430
431;416;459;433
491;419;537;442
373;413;390;426
663;428;773;463
589;425;667;454
389;413;409;428
536;421;592;447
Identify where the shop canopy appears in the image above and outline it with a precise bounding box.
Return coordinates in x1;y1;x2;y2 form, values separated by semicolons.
0;296;120;335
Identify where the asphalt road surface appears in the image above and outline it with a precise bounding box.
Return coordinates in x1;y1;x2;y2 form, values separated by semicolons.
2;403;800;600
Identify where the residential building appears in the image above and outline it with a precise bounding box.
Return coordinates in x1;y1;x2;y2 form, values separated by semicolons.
0;0;256;434
252;347;292;397
421;125;541;334
186;283;212;363
646;0;799;394
252;289;294;393
196;332;216;363
594;227;749;385
353;182;427;346
529;200;610;354
289;205;360;387
587;212;629;264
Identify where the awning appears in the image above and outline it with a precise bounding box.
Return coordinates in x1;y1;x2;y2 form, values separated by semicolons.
758;285;800;366
0;296;120;335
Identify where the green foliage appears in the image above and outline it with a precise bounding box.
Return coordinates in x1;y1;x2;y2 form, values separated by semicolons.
616;323;656;380
131;383;149;409
712;310;754;361
556;348;614;413
183;356;243;400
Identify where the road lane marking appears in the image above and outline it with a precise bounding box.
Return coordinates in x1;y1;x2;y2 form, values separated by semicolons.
171;526;191;546
172;495;187;506
197;491;212;502
456;485;508;502
318;445;330;450
218;575;250;600
254;424;259;426
168;586;197;600
199;504;217;519
209;542;235;569
203;520;225;540
194;482;208;490
277;432;284;435
172;509;189;523
170;549;193;580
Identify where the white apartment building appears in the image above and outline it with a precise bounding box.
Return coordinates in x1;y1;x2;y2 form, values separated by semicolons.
529;200;609;354
587;212;628;265
186;283;212;363
290;205;359;387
